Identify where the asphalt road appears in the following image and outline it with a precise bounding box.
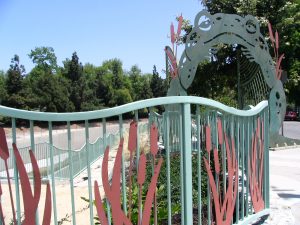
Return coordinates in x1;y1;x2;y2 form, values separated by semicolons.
281;121;300;140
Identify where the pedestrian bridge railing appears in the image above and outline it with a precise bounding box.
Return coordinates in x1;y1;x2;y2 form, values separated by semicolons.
0;96;269;225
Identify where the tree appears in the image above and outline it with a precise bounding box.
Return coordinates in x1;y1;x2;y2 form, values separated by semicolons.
151;65;167;98
6;55;25;95
25;67;74;112
103;58;125;89
128;65;153;101
28;47;58;73
3;55;26;108
63;52;84;111
0;71;7;104
95;66;113;107
111;89;132;106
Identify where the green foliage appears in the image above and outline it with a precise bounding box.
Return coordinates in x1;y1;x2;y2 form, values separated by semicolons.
111;89;132;106
0;48;169;114
187;56;237;107
150;66;167;98
129;65;153;101
28;46;58;72
84;152;208;224
0;71;7;104
3;55;26;109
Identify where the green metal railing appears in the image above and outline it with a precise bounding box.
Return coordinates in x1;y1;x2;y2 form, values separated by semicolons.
0;96;270;225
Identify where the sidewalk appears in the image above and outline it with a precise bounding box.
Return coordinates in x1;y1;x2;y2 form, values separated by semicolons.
259;148;300;225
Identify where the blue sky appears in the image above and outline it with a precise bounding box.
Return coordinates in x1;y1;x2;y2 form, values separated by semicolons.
0;0;203;76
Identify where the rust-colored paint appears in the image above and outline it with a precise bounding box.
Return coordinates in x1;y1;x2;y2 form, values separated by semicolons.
205;125;212;153
249;118;265;213
0;127;16;224
150;123;158;157
42;183;52;225
13;145;52;225
203;122;238;225
0;128;9;160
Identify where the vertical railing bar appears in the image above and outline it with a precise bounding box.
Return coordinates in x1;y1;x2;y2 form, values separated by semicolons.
48;122;58;225
84;120;94;225
12;118;21;225
265;107;270;208
222;115;227;197
262;110;267;206
67;121;76;225
245;116;250;217
165;112;172;225
30;120;40;225
179;108;185;225
213;112;219;193
235;117;240;223
249;116;254;215
135;110;140;169
102;119;112;225
196;106;202;225
181;103;193;225
149;107;158;224
119;114;127;215
206;111;211;225
241;118;245;220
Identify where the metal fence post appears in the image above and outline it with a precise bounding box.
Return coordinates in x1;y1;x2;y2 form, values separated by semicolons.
181;103;193;224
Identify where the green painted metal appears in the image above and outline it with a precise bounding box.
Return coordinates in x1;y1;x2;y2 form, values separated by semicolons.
241;118;245;220
181;103;193;224
196;106;202;225
178;109;185;225
84;120;94;225
30;120;40;225
0;97;268;121
165;112;172;225
236;209;270;225
0;96;270;225
165;10;286;147
206;112;211;225
265;108;270;208
235;117;240;222
12;118;21;225
67;122;76;225
119;114;127;215
134;110;140;171
102;118;112;225
48;121;58;225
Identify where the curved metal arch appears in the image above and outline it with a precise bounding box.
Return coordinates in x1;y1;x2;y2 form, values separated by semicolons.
168;10;286;137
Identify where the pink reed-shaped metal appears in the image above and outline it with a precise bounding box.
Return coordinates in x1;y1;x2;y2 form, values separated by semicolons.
12;144;52;225
268;22;284;80
94;125;163;225
127;121;137;220
249;118;265;213
203;119;238;225
0;128;16;224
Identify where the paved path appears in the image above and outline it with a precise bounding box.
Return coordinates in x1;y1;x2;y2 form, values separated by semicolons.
269;148;300;225
258;148;300;225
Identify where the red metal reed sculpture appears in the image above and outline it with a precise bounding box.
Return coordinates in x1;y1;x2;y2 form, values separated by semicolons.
94;122;163;225
203;119;238;225
249;117;265;213
0;128;52;225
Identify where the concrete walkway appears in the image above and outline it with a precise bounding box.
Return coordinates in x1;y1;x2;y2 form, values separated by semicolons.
262;148;300;224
